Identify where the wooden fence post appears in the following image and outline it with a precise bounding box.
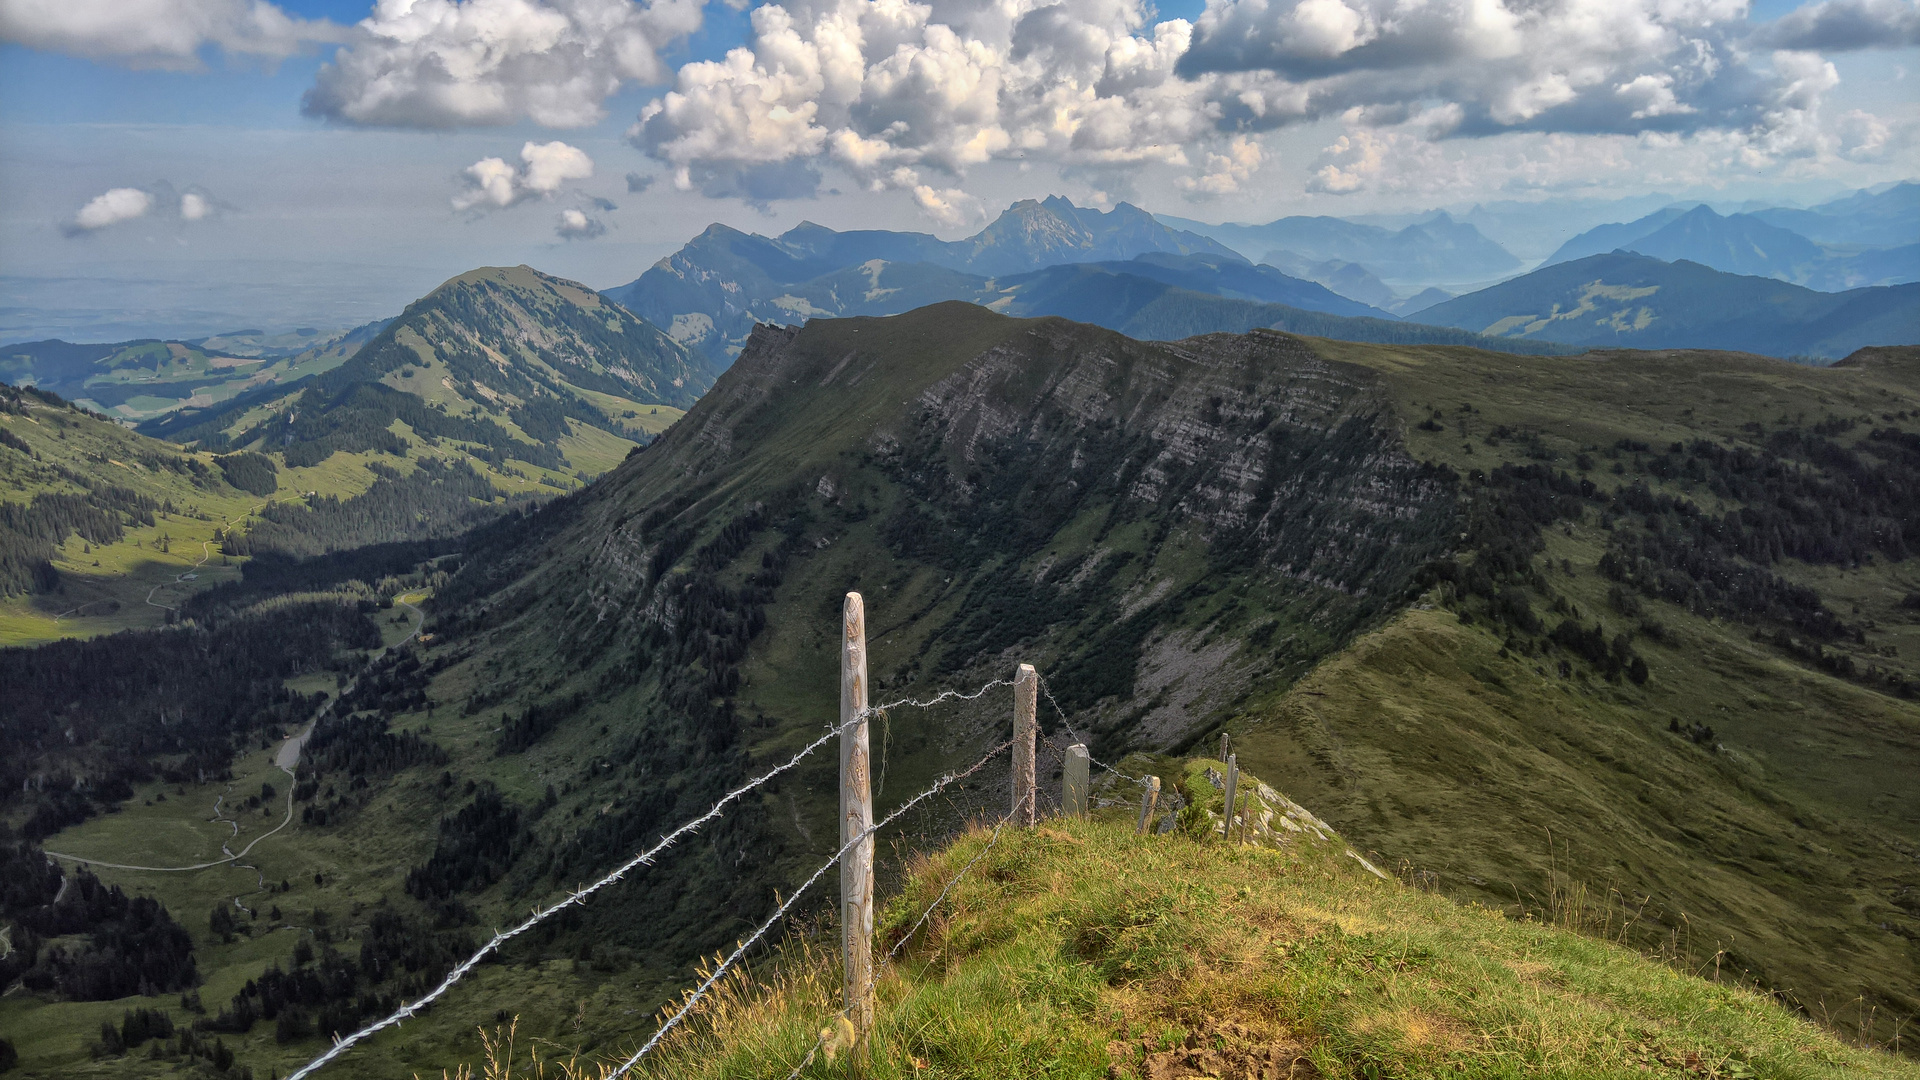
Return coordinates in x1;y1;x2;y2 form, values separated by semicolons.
1221;753;1238;843
1064;744;1089;817
840;592;874;1058
1136;775;1161;834
1012;664;1037;825
1219;731;1230;763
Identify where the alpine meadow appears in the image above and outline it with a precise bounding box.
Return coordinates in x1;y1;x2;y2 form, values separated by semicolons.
3;2;1920;1078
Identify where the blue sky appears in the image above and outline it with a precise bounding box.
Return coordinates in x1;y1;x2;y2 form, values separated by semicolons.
1;0;1915;343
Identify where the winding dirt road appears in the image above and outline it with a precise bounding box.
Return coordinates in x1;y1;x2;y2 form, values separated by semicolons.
141;501;269;614
43;597;425;875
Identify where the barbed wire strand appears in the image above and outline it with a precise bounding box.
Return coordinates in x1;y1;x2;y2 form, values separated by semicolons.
781;1031;829;1080
285;677;1013;1080
871;678;1014;719
1037;675;1153;789
885;789;1030;964
782;783;1031;1079
606;737;1015;1079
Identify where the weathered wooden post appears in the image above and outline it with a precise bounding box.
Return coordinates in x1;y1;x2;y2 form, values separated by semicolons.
1219;731;1230;763
1221;753;1238;843
1064;744;1090;817
1135;775;1161;834
840;592;874;1058
1012;664;1037;825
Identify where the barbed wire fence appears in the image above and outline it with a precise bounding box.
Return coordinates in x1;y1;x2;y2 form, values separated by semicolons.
604;739;1016;1079
776;785;1035;1080
285;665;1016;1080
286;593;1177;1080
1036;674;1190;833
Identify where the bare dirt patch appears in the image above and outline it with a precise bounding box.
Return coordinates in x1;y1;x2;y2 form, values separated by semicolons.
1108;1018;1318;1079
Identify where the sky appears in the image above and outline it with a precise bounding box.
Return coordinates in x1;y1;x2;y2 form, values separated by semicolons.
2;0;1917;343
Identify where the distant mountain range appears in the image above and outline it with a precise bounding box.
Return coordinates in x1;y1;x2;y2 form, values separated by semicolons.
15;186;1912;416
603;201;1574;367
1156;210;1522;285
1749;182;1920;246
604;196;1245;363
992;261;1566;353
1543;189;1919;291
1413;252;1920;357
602;192;1916;365
1254;250;1399;310
0;322;386;424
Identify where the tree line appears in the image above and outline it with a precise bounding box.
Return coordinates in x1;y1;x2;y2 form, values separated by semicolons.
221;457;526;559
1428;418;1919;696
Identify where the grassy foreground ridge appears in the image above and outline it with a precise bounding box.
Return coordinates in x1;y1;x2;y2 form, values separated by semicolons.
437;762;1915;1080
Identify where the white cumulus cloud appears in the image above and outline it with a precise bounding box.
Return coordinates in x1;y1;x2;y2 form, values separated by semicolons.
304;0;705;128
1180;0;1810;138
62;184;223;236
0;0;344;69
69;188;154;232
1181;135;1263;195
628;0;1219;215
619;0;1900;217
453;141;595;210
555;207;608;239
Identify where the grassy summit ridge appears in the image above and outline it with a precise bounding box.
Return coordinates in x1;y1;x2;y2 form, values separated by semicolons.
162;265;708;460
494;760;1917;1079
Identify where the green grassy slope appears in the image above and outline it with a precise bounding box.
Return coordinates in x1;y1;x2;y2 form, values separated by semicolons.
512;771;1919;1079
0;387;271;644
1231;338;1920;1044
153;267;704;491
158;266;705;451
1;268;702;643
0;383;565;646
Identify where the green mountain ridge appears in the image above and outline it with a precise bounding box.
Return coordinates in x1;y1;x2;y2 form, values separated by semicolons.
409;309;1920;1049
0;266;702;646
166;265;709;457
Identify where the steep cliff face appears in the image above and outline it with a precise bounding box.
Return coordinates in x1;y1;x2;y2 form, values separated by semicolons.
499;304;1451;703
